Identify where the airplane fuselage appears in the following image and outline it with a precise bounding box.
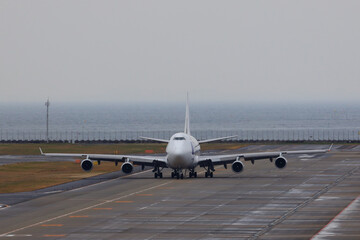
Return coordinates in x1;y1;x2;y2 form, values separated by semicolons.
166;132;200;170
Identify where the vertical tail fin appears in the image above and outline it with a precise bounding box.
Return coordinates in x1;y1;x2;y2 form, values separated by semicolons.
184;93;190;135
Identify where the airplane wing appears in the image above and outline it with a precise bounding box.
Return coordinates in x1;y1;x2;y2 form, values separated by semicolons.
198;135;238;144
197;144;333;166
40;148;168;167
139;136;169;143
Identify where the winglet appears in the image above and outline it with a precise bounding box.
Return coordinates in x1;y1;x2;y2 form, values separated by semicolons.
328;143;333;152
39;147;44;155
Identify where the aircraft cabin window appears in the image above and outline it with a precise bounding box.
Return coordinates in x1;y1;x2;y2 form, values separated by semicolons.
174;137;185;140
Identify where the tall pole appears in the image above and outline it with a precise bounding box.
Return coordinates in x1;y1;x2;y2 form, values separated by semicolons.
45;98;50;143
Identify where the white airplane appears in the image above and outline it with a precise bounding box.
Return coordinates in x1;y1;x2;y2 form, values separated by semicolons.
40;96;332;179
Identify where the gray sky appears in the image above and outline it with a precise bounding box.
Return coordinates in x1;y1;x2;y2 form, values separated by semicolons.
1;0;360;103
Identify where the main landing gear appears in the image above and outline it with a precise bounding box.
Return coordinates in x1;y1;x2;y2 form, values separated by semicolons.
204;165;214;178
188;169;197;178
153;166;163;179
154;172;163;178
199;159;215;178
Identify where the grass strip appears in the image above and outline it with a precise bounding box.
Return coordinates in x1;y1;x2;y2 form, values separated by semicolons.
0;161;120;193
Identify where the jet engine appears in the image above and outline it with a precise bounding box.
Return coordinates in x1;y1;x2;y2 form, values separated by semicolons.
231;161;244;173
81;159;93;172
275;157;287;169
121;162;134;174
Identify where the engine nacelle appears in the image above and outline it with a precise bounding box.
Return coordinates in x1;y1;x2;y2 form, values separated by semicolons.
231;161;244;173
121;162;134;174
275;157;287;169
81;159;93;172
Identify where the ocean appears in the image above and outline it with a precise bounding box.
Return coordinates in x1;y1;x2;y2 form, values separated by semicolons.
0;102;359;141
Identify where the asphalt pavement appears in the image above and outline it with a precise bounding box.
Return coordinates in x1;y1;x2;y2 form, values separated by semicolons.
0;144;359;239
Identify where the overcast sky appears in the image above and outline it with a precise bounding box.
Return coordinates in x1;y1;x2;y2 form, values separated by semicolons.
1;0;360;104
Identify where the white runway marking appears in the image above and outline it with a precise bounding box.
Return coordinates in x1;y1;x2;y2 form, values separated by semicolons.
0;204;9;210
43;190;63;194
299;154;315;158
139;201;160;210
311;196;360;240
3;234;32;237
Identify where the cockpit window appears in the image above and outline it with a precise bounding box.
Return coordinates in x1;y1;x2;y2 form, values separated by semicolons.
174;137;185;140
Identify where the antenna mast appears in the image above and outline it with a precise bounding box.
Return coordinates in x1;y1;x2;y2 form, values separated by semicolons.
45;98;50;143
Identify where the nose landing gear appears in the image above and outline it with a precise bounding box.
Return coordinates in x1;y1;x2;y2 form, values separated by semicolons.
171;169;184;179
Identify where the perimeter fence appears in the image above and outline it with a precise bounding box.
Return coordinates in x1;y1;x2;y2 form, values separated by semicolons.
1;129;360;143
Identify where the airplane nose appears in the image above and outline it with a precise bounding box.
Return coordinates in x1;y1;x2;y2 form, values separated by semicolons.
168;154;184;167
166;141;193;168
173;143;191;155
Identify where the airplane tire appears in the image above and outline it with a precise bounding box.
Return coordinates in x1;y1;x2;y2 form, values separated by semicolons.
194;172;197;178
189;172;192;178
210;172;213;178
159;172;163;178
154;173;158;178
180;174;184;179
171;172;174;178
176;174;180;179
205;172;208;178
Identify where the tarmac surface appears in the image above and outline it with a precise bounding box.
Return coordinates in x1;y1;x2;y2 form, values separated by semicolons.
0;155;74;166
0;144;359;239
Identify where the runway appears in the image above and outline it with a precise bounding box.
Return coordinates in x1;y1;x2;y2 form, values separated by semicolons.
0;144;359;239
